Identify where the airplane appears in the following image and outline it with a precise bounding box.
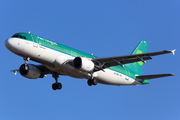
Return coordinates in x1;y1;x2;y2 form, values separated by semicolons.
5;32;175;90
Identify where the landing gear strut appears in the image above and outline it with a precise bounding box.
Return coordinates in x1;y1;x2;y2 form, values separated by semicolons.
23;57;30;70
52;73;62;90
24;57;30;64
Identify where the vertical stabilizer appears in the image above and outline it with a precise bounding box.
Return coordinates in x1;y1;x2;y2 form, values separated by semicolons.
124;41;148;75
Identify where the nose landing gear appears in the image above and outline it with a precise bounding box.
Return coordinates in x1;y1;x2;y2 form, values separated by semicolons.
22;57;62;90
23;57;30;70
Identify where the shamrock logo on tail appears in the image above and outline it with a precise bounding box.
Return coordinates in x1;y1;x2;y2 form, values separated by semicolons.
136;50;143;66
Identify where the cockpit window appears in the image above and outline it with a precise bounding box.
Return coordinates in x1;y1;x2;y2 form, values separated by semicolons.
22;36;27;39
19;35;23;39
11;34;26;39
12;35;19;38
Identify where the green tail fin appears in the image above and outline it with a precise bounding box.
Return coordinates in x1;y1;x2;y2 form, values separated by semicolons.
124;40;148;75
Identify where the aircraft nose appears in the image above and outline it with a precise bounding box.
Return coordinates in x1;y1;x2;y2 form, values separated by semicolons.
5;38;26;55
5;38;12;49
4;38;17;51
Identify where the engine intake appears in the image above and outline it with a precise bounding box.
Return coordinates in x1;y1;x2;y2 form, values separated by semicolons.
73;57;95;72
19;64;42;79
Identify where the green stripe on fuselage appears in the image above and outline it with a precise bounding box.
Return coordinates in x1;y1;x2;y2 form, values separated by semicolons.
11;33;137;79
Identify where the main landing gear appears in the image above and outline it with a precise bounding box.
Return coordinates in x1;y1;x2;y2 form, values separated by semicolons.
52;73;62;90
87;78;97;86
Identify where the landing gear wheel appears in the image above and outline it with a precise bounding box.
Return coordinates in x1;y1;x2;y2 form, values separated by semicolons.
87;79;93;86
87;78;97;86
57;83;62;90
52;83;62;90
92;79;97;85
52;83;57;90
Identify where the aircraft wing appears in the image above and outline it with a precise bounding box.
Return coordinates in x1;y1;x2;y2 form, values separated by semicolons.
92;50;175;70
136;73;174;80
34;64;53;75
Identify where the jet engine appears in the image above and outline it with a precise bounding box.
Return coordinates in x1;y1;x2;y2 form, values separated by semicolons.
73;57;95;72
19;64;42;79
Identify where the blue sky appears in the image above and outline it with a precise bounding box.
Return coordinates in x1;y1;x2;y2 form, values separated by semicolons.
0;0;180;120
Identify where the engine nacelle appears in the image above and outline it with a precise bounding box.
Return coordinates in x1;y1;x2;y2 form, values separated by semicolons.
19;64;41;79
54;56;68;65
73;57;95;72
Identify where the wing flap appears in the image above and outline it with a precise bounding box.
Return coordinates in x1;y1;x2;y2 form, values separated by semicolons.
136;73;174;80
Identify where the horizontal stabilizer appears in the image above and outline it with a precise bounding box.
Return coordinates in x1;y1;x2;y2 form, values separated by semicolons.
136;73;174;80
11;69;19;75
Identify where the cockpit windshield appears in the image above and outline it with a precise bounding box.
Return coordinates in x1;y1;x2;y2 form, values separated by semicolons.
11;34;26;39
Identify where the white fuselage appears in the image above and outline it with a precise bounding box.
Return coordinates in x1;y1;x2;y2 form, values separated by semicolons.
5;38;141;86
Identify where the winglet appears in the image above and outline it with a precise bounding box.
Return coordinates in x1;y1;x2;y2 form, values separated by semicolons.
171;49;176;55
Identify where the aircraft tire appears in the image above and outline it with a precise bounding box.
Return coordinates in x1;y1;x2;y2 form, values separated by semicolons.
57;83;62;90
52;83;57;90
87;79;93;86
92;79;97;85
52;83;62;90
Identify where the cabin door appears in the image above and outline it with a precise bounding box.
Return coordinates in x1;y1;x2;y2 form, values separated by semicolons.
31;35;38;47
